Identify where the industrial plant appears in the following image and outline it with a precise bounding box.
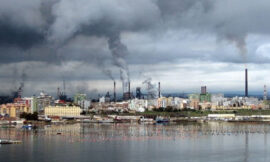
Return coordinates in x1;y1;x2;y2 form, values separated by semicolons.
0;60;269;125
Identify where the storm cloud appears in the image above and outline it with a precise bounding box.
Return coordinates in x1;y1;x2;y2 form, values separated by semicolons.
1;0;270;96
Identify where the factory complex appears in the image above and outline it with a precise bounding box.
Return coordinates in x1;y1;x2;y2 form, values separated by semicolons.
0;68;270;121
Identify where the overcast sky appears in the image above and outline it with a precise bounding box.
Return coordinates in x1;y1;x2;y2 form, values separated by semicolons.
1;0;270;97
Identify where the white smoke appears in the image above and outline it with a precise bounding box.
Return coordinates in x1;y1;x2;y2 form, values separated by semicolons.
143;77;158;99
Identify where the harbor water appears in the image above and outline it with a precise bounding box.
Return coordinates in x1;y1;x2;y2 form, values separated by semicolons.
0;122;270;162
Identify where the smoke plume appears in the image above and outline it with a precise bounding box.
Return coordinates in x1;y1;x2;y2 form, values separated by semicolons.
2;0;270;95
108;33;129;92
225;34;247;64
143;77;158;99
102;68;115;81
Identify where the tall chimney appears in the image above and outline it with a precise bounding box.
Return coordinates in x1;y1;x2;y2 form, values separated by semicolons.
114;81;116;102
245;68;248;97
57;87;60;99
128;82;131;99
158;82;161;98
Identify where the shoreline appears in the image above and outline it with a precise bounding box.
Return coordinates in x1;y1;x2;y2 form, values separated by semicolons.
2;109;270;125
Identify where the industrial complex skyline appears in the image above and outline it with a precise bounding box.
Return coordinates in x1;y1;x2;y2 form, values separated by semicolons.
1;0;270;96
2;2;270;162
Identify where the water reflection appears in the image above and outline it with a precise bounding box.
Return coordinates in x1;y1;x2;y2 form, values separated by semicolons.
0;122;270;144
244;132;249;162
1;122;270;162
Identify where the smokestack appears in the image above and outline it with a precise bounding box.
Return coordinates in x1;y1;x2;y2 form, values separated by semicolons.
18;87;22;98
57;87;60;99
63;80;66;95
245;68;248;97
158;82;161;98
128;81;131;99
114;81;116;102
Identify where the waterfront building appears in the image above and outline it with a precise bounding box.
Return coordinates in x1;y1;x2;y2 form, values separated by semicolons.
157;97;167;108
200;93;211;102
211;94;227;110
181;99;189;109
208;114;235;119
74;93;91;111
99;96;105;103
44;106;81;117
167;97;174;107
91;101;129;112
211;94;225;104
263;100;270;109
190;99;200;109
73;93;87;104
78;100;91;112
128;98;146;112
0;103;30;118
172;97;184;109
223;100;231;108
199;102;212;110
146;99;158;110
36;92;54;113
22;97;38;113
245;97;261;106
189;94;200;109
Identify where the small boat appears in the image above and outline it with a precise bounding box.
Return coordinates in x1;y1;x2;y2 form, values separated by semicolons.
11;120;25;124
0;139;22;144
139;117;155;123
22;124;35;129
44;116;52;122
81;119;96;123
114;118;131;123
97;118;114;123
38;116;51;122
0;139;12;144
155;117;169;123
1;125;16;129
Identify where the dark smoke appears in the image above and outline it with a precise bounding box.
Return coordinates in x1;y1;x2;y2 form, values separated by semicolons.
18;71;27;95
108;33;129;92
1;0;270;96
225;34;247;64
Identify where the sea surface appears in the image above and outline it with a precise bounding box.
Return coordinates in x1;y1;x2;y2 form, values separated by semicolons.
0;122;270;162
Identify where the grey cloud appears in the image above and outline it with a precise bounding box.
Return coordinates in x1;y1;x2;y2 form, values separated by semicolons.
2;0;270;95
0;20;45;49
2;0;270;63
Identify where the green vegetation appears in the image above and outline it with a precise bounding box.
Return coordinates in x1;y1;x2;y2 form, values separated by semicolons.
233;109;270;116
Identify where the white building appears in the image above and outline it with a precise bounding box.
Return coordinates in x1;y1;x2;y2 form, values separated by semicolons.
129;99;147;112
99;96;105;103
22;97;36;113
78;100;91;111
245;97;261;106
36;92;53;113
211;94;227;107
